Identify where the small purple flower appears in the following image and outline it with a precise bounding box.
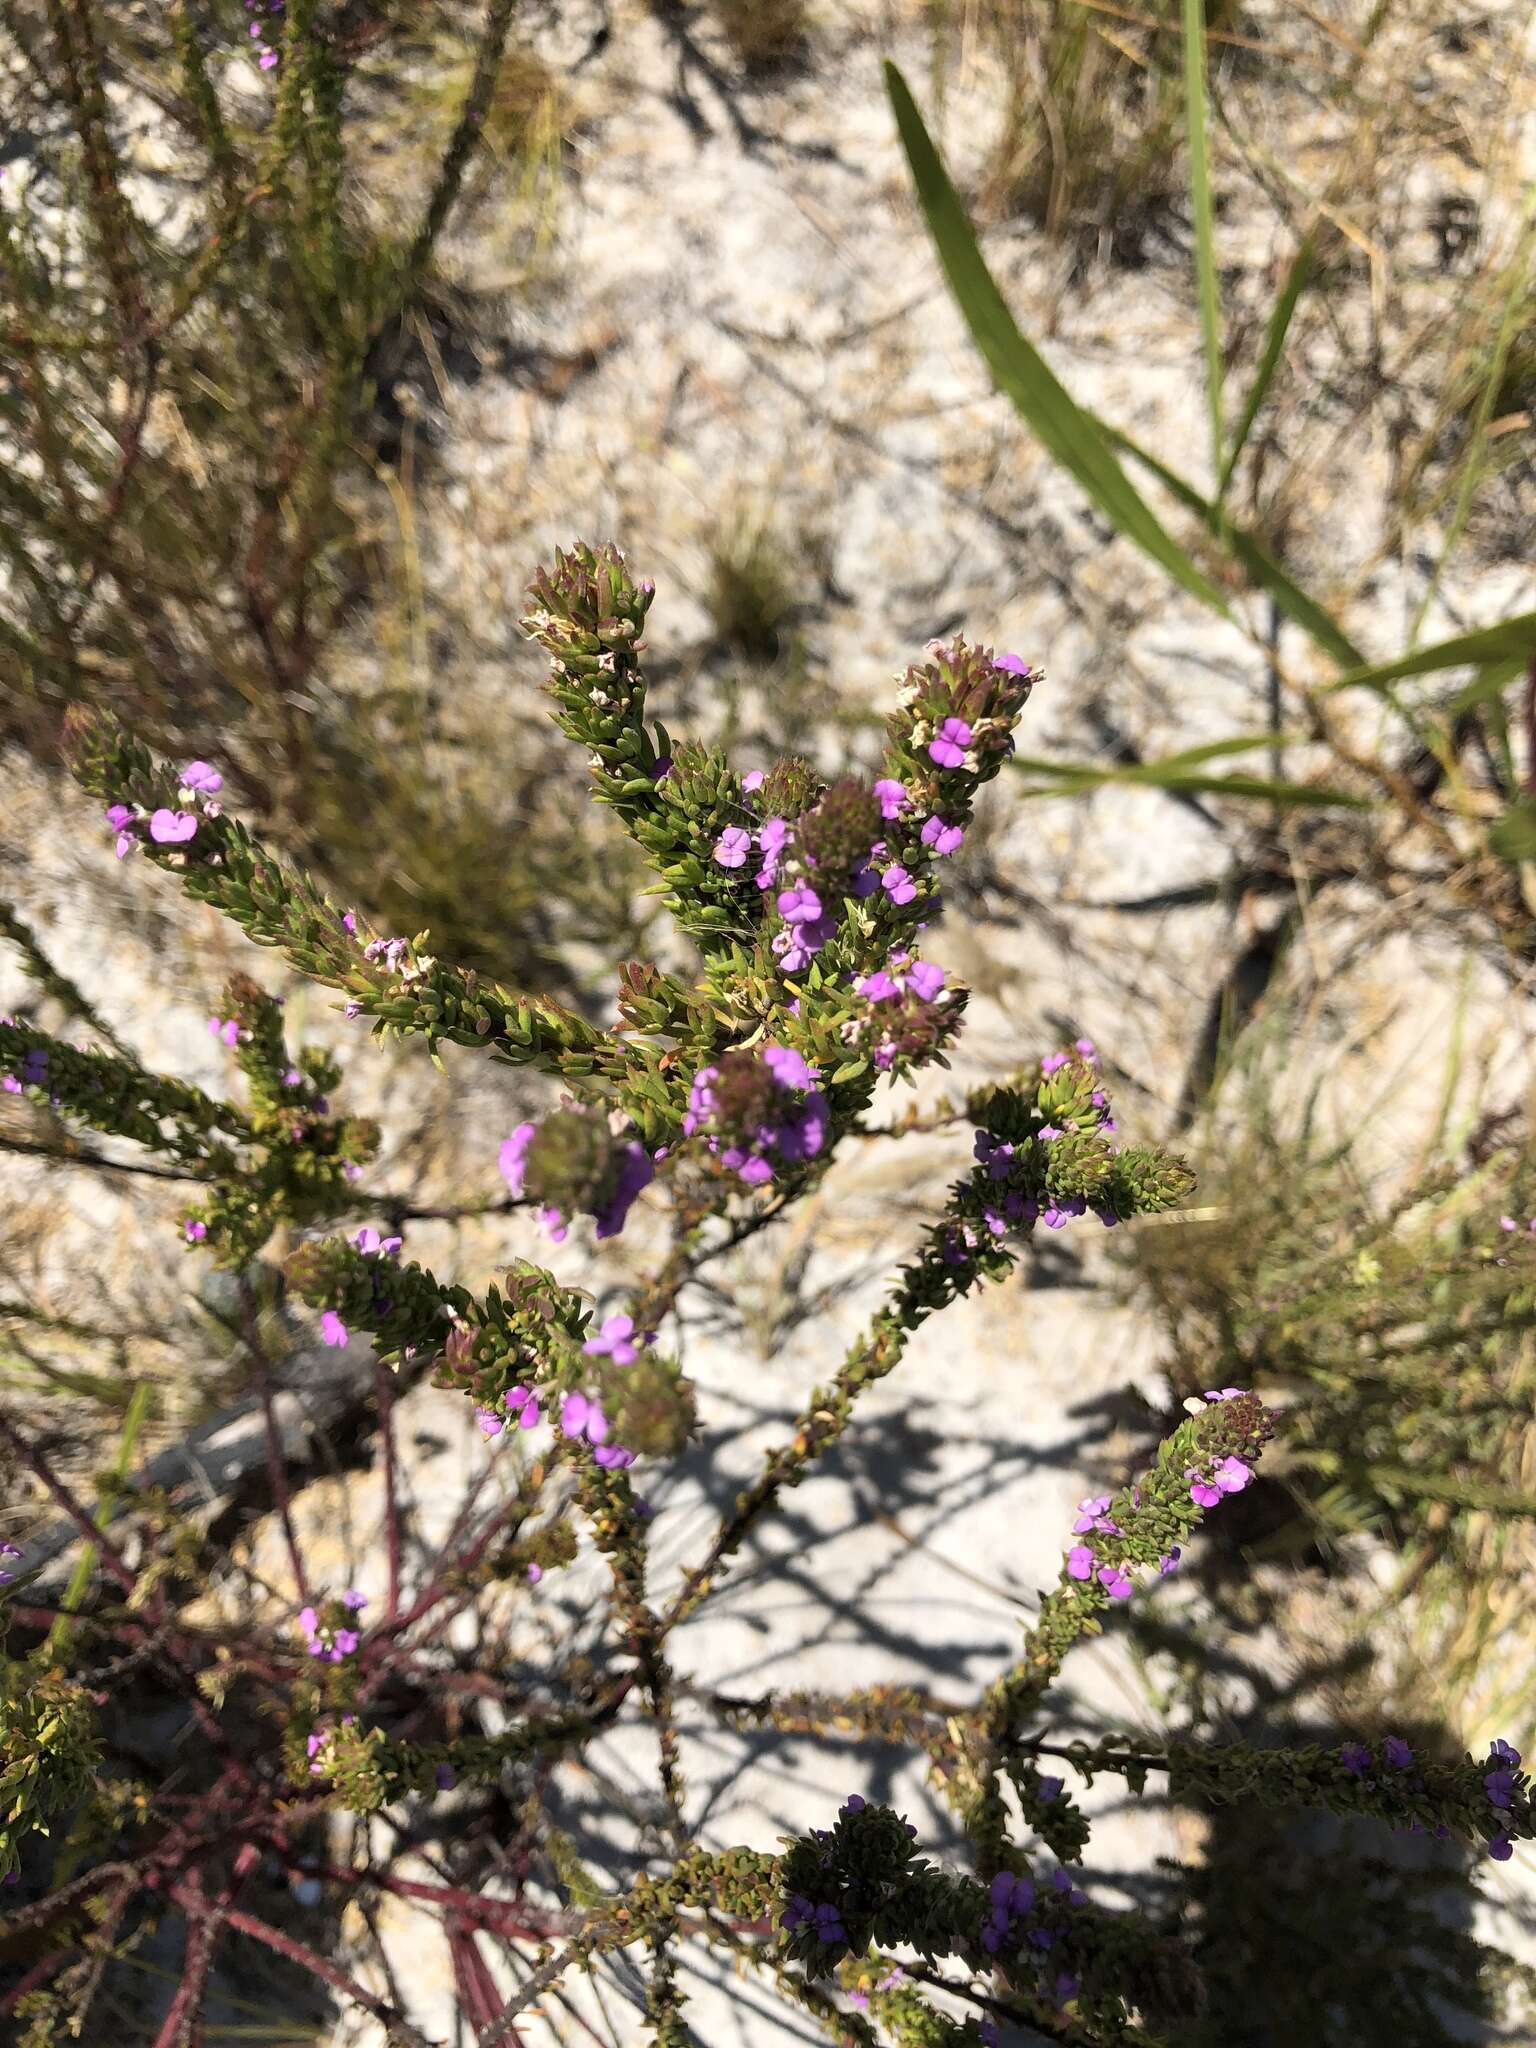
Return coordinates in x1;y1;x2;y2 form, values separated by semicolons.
881;864;917;904
856;969;898;1000
341;1589;366;1611
1072;1494;1112;1533
1038;1776;1063;1803
1158;1548;1182;1576
1490;1738;1522;1766
184;1218;208;1243
106;803;134;830
320;1311;348;1347
593;1142;653;1239
714;826;753;869
1485;1769;1516;1809
498;1122;536;1195
1488;1836;1514;1861
1187;1468;1223;1509
476;1409;505;1438
1214;1455;1252;1494
1339;1743;1372;1777
873;778;908;820
906;959;945;1001
561;1390;608;1444
584;1313;643;1367
181;760;223;792
354;1227;402;1257
1204;1387;1245;1403
435;1764;457;1790
1098;1565;1133;1600
927;716;972;768
841;1794;866;1815
1067;1545;1095;1581
995;652;1032;676
505;1385;541;1430
742;770;764;792
777;883;823;926
526;1563;542;1585
763;1044;815;1091
1383;1736;1413;1770
920;815;964;856
149;808;198;844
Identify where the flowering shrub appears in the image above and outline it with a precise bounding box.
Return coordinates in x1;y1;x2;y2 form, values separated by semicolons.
0;543;1531;2045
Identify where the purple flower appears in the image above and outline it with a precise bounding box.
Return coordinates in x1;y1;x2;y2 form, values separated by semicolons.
927;717;972;768
1158;1548;1182;1576
777;883;823;925
435;1764;457;1790
742;770;764;792
181;760;222;792
209;1015;240;1046
1073;1036;1096;1060
320;1311;349;1347
1072;1494;1112;1533
149;808;198;844
355;1227;402;1257
594;1143;654;1239
714;826;752;869
1488;1836;1514;1861
1214;1455;1252;1494
1038;1775;1064;1803
1187;1468;1223;1508
873;778;908;820
995;652;1032;676
906;959;945;1001
106;803;134;829
881;864;917;904
341;1588;366;1611
856;969;898;1000
499;1122;536;1195
1204;1387;1245;1403
1485;1769;1516;1809
1339;1743;1372;1776
1097;1565;1133;1600
476;1409;505;1438
584;1313;643;1367
505;1385;541;1430
1067;1545;1095;1581
1490;1738;1522;1766
184;1218;208;1243
1041;1052;1069;1075
593;1442;636;1469
1383;1736;1413;1769
763;1044;815;1091
920;815;964;856
841;1794;866;1815
526;1563;542;1585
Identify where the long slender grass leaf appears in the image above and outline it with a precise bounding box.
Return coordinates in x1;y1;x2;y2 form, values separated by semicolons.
1324;611;1536;693
1219;230;1316;500
1011;748;1372;808
1446;652;1527;717
1105;423;1365;667
1489;797;1536;863
885;61;1233;619
1181;0;1224;497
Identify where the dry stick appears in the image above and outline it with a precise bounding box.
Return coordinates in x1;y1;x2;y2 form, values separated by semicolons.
377;1356;403;1622
215;1904;439;2048
0;1410;139;1596
662;1311;909;1634
238;1272;308;1607
0;1132;208;1182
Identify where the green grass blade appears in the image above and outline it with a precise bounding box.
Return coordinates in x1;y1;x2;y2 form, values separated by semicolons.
885;60;1233;620
1219;230;1316;502
1010;743;1372;808
1323;611;1536;694
47;1380;152;1656
1446;652;1527;717
1489;797;1536;862
1181;0;1224;500
1106;423;1365;666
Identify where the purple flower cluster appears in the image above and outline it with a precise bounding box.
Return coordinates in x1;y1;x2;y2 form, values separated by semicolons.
781;1894;846;1943
105;760;222;860
848;951;959;1072
306;1713;356;1776
1185;1455;1252;1508
498;1118;655;1242
1484;1737;1522;1861
244;0;284;71
979;1863;1087;1959
684;1045;828;1185
476;1311;647;1469
299;1589;366;1662
2;1043;49;1096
